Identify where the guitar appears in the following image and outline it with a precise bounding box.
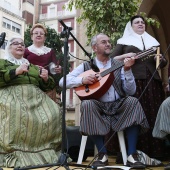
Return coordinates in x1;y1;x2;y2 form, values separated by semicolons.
74;47;157;100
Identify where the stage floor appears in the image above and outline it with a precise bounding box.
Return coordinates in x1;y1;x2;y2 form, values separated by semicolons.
2;155;168;170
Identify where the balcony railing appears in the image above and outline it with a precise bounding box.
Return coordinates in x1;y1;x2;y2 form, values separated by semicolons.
40;10;76;20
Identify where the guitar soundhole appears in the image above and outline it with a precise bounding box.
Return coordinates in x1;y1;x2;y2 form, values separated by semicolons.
85;85;89;93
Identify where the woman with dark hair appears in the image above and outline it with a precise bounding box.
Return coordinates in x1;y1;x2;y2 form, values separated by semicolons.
111;15;167;159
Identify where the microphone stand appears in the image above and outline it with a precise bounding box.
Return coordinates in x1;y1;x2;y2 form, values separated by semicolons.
56;21;71;170
56;19;96;170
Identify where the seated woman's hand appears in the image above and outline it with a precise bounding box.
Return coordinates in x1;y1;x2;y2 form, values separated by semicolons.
39;68;49;82
16;63;29;75
54;65;62;74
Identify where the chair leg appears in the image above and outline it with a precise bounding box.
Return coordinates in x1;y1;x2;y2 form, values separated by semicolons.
77;135;87;164
94;145;98;156
117;131;127;165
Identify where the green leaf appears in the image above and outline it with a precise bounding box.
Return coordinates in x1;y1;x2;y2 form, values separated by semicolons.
115;10;120;16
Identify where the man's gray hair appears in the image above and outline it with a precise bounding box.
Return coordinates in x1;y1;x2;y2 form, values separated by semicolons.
90;33;107;47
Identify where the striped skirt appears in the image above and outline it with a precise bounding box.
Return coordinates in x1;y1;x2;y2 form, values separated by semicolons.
0;84;62;168
152;97;170;138
80;96;149;135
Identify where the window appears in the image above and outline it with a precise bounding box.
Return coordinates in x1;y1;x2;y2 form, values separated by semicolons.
23;0;34;5
2;17;21;34
2;22;6;27
49;7;55;17
7;23;11;29
65;22;71;28
12;22;21;33
47;4;57;18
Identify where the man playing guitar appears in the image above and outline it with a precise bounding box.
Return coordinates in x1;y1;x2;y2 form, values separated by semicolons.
59;33;149;169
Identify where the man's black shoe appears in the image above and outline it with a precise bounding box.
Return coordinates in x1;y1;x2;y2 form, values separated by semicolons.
92;153;108;167
126;153;146;169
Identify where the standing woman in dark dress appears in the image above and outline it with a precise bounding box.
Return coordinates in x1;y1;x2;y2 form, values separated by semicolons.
24;23;62;103
111;15;167;159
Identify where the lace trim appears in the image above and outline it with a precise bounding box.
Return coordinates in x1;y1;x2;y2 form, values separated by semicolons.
5;56;30;65
28;44;51;56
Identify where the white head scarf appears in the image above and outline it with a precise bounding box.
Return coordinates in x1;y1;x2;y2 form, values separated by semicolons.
117;21;160;50
4;36;30;65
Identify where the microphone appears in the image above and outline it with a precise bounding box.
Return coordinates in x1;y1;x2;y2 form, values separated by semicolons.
58;20;72;38
58;19;72;31
0;32;6;47
58;19;100;73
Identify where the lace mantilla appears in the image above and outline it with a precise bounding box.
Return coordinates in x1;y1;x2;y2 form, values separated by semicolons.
5;56;30;65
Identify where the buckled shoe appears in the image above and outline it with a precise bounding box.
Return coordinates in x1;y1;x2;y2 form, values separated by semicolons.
127;153;146;169
92;152;108;167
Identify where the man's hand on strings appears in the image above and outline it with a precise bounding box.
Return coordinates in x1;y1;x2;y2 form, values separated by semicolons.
82;74;101;85
123;56;137;71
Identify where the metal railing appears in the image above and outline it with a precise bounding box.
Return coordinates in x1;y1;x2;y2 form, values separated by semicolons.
40;10;76;20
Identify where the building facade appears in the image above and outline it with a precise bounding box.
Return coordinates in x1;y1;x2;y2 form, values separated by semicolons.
0;0;25;58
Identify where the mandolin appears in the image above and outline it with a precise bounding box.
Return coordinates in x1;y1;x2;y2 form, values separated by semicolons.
74;47;157;100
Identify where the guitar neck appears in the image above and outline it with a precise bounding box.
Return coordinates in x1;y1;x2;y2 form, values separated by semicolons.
136;47;157;59
101;62;123;77
100;47;157;77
